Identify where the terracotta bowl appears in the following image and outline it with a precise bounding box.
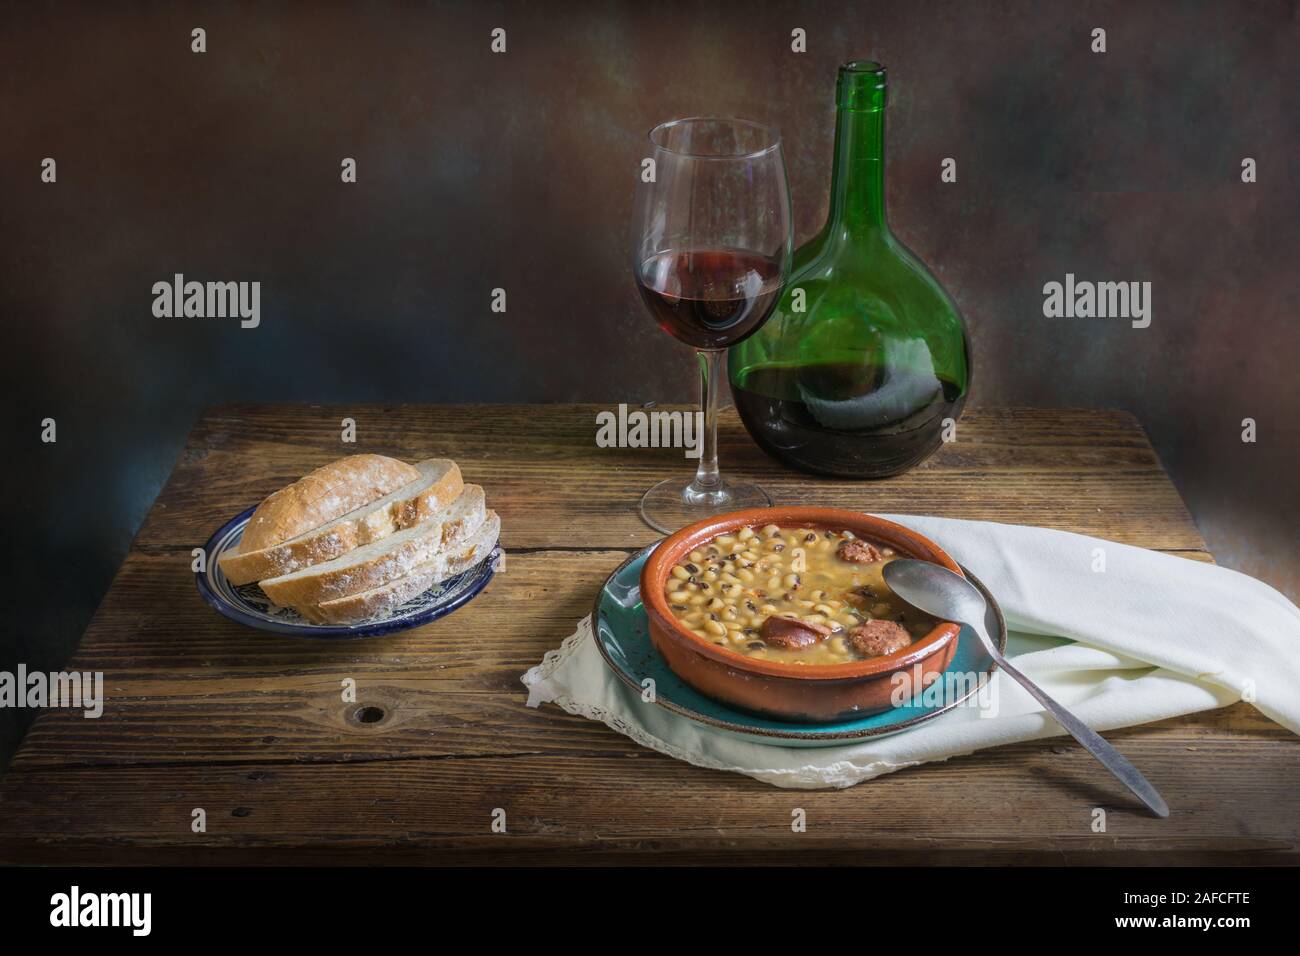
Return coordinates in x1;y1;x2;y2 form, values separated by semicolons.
640;506;963;723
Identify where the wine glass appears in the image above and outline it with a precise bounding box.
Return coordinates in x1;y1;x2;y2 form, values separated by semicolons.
632;117;792;533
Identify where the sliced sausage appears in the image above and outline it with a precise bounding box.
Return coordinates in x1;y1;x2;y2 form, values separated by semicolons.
848;620;912;658
761;616;831;649
837;538;883;564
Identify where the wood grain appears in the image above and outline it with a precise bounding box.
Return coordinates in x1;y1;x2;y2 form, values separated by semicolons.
1;404;1291;866
1;732;1295;866
133;405;1209;552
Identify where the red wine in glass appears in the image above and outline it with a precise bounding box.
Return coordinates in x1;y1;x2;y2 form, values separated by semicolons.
630;116;792;533
635;249;784;350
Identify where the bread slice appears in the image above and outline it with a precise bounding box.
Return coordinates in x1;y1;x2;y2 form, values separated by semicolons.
298;511;501;625
219;459;463;585
239;455;420;554
258;485;487;606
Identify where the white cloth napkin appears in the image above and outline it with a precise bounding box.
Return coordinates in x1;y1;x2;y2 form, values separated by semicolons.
522;515;1300;789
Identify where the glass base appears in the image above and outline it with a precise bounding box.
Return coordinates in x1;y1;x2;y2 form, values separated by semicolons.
638;476;773;535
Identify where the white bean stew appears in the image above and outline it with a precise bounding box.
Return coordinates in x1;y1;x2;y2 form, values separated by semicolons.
663;525;938;665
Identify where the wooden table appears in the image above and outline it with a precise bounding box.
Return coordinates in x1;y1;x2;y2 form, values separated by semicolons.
1;405;1294;865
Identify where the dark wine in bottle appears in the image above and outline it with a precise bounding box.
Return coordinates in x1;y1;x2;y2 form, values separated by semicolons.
731;361;966;477
636;248;783;350
728;62;971;478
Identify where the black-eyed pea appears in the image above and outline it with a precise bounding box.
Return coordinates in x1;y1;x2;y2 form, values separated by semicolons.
737;568;754;583
690;550;705;562
707;597;725;611
783;572;800;589
830;636;848;656
689;595;708;606
759;604;777;614
668;590;691;603
803;614;828;625
766;576;781;591
738;526;755;542
671;565;691;581
704;620;726;636
814;603;835;616
716;535;736;547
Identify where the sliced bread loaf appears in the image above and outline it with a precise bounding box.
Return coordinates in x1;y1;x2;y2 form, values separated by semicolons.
258;484;487;607
219;459;462;585
298;511;501;625
239;454;420;554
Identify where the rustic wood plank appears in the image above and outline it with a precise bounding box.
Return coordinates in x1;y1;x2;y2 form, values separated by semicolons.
1;730;1294;866
5;403;1282;866
133;404;1210;553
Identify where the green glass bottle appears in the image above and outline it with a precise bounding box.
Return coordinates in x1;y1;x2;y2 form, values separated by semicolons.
729;61;970;477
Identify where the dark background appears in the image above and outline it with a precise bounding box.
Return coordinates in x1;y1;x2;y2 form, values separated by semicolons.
1;0;1297;771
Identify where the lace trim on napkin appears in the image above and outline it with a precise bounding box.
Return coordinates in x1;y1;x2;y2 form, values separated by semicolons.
521;616;931;789
520;617;720;768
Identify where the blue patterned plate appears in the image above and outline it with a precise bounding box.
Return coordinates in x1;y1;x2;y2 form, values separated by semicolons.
196;506;501;639
593;545;1007;747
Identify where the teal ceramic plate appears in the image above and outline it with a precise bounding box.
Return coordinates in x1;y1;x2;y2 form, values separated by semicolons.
593;545;1007;748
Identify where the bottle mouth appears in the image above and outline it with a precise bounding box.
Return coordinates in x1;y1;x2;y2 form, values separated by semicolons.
837;60;887;111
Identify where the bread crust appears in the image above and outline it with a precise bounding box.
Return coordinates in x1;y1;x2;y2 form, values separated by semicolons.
298;512;500;625
218;459;463;585
239;455;420;554
258;486;487;607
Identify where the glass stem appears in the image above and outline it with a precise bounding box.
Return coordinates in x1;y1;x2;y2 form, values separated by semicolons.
688;348;723;496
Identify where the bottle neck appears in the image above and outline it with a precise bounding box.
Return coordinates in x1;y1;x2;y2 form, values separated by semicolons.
827;104;887;236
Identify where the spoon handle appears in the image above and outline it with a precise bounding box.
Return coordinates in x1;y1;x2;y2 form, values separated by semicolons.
977;626;1170;819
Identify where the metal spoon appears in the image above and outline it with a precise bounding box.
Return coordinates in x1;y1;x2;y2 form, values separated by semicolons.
882;559;1170;818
